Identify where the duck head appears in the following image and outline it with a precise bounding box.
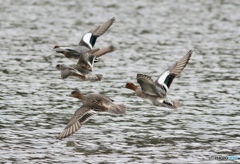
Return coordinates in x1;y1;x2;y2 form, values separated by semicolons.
55;64;61;70
125;82;138;91
68;89;84;100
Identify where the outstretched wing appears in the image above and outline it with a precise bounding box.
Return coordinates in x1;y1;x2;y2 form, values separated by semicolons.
79;17;115;49
90;17;115;37
168;50;192;76
57;105;98;140
155;50;192;94
93;45;115;58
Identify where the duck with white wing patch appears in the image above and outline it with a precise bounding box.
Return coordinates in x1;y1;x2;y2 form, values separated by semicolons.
125;50;192;109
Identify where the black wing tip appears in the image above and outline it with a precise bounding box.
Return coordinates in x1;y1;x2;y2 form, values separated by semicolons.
111;16;116;21
56;136;64;140
109;45;116;51
185;49;193;62
187;50;193;56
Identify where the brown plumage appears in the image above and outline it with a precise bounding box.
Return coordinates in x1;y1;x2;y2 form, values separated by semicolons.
57;89;126;140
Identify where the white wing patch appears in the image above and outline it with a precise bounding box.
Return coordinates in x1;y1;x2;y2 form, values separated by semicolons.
156;98;164;103
83;33;93;50
157;71;169;85
157;71;170;92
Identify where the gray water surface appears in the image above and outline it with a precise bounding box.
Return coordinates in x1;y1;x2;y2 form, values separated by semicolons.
1;0;240;163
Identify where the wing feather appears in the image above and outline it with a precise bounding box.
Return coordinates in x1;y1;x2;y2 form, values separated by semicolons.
91;17;115;36
154;50;192;94
137;74;160;96
79;17;115;48
57;106;98;140
169;50;192;76
93;46;115;57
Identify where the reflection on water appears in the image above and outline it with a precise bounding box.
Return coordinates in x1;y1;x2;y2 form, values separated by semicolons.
0;0;240;163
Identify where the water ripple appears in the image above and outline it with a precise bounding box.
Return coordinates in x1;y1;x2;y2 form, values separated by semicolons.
1;0;240;163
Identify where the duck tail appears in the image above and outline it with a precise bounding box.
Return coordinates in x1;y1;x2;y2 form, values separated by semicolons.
163;98;181;109
96;74;103;81
172;99;181;109
109;104;126;114
87;74;103;82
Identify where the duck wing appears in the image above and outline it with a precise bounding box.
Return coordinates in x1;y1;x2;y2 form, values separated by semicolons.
90;17;115;37
137;74;161;97
93;45;115;58
57;105;98;140
155;50;192;95
79;17;115;49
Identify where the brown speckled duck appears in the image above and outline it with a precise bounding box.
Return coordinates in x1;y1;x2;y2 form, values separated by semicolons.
57;89;126;140
55;46;115;81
